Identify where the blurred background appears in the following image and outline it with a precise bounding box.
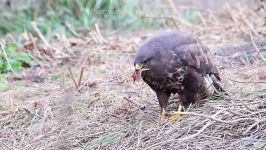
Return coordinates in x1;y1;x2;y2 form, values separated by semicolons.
0;0;264;36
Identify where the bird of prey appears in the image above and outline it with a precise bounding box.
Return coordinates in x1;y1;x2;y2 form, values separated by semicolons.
132;30;225;120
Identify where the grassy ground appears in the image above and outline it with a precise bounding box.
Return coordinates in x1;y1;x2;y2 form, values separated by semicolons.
0;2;266;150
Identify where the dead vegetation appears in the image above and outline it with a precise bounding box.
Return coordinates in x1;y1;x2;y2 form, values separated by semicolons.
0;2;266;149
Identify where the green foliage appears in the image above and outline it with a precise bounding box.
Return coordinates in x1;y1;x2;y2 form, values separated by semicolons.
0;0;145;36
0;43;36;73
49;74;61;81
183;9;199;22
0;76;8;92
260;51;266;60
213;94;225;101
253;141;266;149
87;129;126;149
246;89;266;97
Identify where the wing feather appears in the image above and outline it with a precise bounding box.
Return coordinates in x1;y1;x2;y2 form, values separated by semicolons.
173;43;221;81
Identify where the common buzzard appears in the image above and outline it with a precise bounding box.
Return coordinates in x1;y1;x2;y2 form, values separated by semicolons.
133;30;225;120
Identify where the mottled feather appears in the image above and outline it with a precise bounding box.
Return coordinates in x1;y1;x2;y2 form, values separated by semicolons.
134;30;224;113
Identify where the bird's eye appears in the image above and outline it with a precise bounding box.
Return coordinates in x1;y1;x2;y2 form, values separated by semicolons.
143;58;151;64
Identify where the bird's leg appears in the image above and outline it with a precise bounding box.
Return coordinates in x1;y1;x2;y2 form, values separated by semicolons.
156;91;170;121
169;103;183;120
188;102;199;109
159;107;167;121
188;103;193;109
192;100;201;108
190;93;201;108
169;94;186;121
178;104;183;112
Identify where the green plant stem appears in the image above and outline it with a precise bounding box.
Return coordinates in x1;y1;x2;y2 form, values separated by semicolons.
0;40;20;77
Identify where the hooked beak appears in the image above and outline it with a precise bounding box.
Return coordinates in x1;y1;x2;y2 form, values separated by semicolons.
132;63;144;82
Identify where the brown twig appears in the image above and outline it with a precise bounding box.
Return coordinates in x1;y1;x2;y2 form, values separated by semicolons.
167;0;180;29
244;118;266;135
167;0;178;14
68;67;80;93
8;92;14;111
178;109;224;141
227;78;266;84
249;32;259;52
89;31;100;44
0;110;13;116
197;11;208;27
77;67;85;88
7;34;19;46
249;30;264;62
60;69;65;90
31;21;56;60
31;22;52;49
94;24;107;43
123;97;146;110
27;53;46;68
174;111;255;124
239;100;254;111
141;15;180;30
66;23;87;41
241;13;259;37
180;120;215;140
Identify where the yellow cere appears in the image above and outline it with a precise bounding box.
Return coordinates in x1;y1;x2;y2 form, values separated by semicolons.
135;64;142;70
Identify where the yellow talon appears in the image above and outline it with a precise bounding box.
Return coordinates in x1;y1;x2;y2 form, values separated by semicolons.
177;104;183;112
161;108;166;116
169;113;182;120
169;104;183;121
188;103;193;109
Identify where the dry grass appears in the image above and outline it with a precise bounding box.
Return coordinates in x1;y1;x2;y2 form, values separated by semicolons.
1;2;266;150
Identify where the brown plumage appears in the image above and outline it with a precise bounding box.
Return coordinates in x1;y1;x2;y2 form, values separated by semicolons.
133;30;224;119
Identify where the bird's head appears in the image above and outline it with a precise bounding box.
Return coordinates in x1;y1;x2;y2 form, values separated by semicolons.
132;53;153;82
134;55;152;71
132;41;164;81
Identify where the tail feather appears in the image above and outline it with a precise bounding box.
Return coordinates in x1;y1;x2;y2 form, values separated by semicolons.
211;76;228;96
200;74;227;100
213;81;225;93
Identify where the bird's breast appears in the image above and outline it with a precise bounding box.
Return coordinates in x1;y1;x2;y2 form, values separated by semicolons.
141;68;185;93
